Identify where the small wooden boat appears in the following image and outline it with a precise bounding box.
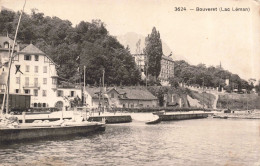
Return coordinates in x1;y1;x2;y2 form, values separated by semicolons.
145;115;161;124
153;110;165;115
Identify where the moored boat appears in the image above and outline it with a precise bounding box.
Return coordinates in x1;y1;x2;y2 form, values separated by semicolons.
0;121;105;143
145;115;161;124
153;110;165;115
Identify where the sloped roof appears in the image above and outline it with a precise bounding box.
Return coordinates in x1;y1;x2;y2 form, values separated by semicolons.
109;87;158;100
85;87;107;99
20;43;45;55
86;86;157;100
18;44;58;66
162;54;174;62
0;36;16;49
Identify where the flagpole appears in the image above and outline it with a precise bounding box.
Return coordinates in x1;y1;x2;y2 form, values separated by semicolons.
4;0;26;115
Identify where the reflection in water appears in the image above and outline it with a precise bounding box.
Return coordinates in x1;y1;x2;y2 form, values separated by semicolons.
0;119;260;166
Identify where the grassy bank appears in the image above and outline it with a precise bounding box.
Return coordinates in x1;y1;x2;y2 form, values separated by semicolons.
217;93;260;110
188;90;216;109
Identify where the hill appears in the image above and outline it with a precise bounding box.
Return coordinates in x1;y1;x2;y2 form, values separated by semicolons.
0;9;141;86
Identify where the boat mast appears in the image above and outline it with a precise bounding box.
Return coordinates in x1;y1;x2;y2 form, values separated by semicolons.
2;0;26;115
102;69;105;113
99;78;101;113
83;65;86;106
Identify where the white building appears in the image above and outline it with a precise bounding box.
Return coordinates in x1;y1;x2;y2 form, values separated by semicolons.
132;54;146;79
0;36;82;110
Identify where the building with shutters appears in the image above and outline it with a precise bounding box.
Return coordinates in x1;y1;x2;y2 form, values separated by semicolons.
0;36;82;110
132;53;174;85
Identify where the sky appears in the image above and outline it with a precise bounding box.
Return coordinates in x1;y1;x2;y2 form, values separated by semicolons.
1;0;260;81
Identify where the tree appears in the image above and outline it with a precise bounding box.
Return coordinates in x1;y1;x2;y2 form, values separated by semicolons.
169;77;180;88
144;27;163;79
0;9;141;86
255;80;260;94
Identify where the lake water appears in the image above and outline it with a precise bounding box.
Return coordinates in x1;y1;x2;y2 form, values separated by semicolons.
0;118;260;166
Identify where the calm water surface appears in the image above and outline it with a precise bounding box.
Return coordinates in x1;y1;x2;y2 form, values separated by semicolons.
0;118;260;166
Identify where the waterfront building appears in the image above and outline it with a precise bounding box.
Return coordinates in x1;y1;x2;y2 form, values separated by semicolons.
84;87;109;109
0;36;19;89
132;53;174;85
107;87;158;108
85;86;158;108
0;36;82;110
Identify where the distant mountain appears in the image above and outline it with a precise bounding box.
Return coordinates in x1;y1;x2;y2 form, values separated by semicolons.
116;32;187;61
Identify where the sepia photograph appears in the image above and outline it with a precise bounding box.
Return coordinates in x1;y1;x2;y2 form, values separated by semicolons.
0;0;260;165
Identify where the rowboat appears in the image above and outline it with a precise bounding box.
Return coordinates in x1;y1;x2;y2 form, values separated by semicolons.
145;115;161;124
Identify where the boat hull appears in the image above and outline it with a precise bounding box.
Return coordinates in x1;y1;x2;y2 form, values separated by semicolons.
0;122;105;143
145;118;161;124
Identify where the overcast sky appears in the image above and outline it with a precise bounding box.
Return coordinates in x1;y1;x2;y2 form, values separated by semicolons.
1;0;260;81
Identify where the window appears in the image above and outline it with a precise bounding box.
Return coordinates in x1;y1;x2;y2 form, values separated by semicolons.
42;90;47;97
34;103;37;107
34;78;38;87
70;91;75;97
43;103;46;107
24;89;30;94
52;78;57;85
26;65;30;72
4;42;9;49
57;90;63;97
34;66;38;73
43;78;47;84
15;89;19;93
16;77;20;84
43;66;47;73
34;90;38;96
25;77;29;86
111;93;114;98
24;55;31;61
35;55;39;61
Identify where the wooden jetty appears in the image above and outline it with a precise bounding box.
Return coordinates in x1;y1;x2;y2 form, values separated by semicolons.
158;112;213;121
88;115;132;124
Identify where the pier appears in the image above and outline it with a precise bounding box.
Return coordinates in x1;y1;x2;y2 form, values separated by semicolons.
88;115;132;123
14;111;132;124
158;112;213;121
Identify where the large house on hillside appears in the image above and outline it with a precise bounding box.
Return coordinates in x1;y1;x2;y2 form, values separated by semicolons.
158;55;174;86
0;36;82;110
132;53;174;85
85;86;158;109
